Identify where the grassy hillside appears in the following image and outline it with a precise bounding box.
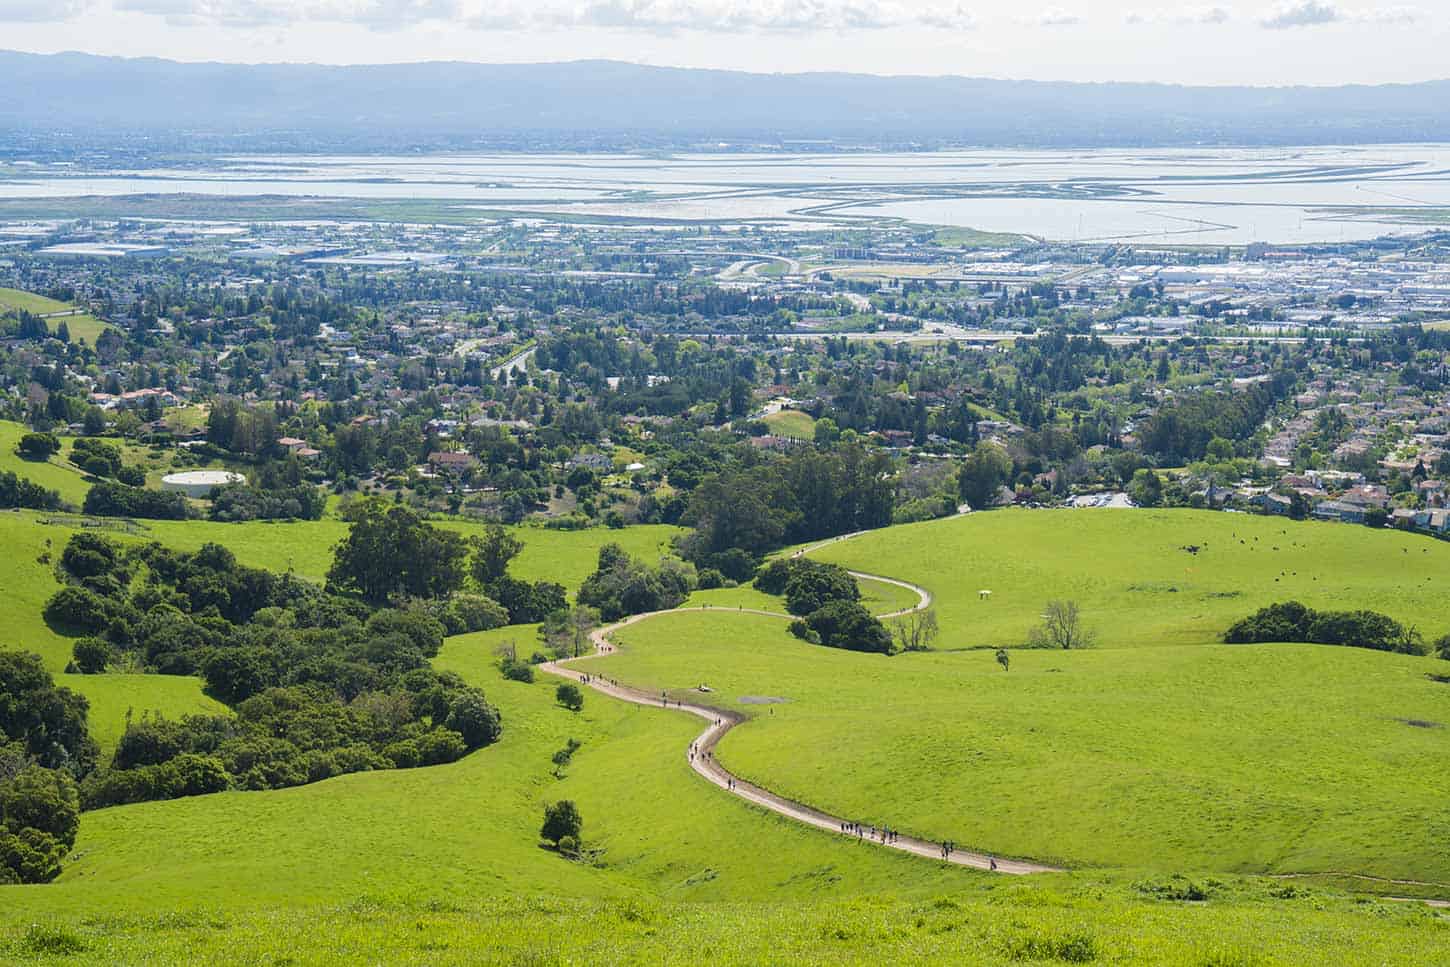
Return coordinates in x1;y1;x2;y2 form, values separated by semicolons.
0;286;111;344
808;509;1450;649
763;409;817;440
6;506;1450;962
594;611;1450;880
0;421;93;505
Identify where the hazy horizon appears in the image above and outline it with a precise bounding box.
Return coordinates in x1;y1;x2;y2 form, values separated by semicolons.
5;49;1450;90
0;1;1443;88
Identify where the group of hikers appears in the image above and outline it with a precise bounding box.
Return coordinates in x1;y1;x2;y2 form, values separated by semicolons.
841;821;899;845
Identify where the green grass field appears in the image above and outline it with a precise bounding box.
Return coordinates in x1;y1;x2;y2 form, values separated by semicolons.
763;409;817;440
0;421;93;505
7;507;1450;962
807;508;1450;650
593;610;1450;880
4;877;1445;965
0;286;111;344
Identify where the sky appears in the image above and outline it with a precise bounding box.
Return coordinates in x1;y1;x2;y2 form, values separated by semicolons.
0;0;1443;87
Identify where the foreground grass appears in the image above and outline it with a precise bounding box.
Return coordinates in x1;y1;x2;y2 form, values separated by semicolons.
4;626;965;922
594;610;1450;880
3;878;1445;965
807;509;1450;649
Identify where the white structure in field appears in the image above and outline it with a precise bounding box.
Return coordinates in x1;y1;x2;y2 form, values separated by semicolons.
160;470;245;498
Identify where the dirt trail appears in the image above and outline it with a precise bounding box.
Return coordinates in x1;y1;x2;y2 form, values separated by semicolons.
540;538;1060;875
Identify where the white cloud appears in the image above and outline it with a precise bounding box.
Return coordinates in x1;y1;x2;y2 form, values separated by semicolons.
1125;6;1230;25
1032;6;1082;26
0;0;92;20
111;0;979;32
1258;1;1420;28
1260;0;1339;28
528;0;978;32
114;0;461;29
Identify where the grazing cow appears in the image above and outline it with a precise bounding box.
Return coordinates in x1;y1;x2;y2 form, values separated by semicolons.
979;590;993;600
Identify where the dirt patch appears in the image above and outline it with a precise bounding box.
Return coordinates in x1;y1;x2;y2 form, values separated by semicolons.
739;696;789;705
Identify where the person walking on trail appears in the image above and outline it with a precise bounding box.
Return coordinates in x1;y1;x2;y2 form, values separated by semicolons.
989;857;998;871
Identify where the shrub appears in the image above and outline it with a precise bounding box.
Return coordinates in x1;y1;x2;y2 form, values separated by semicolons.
44;585;113;634
501;659;535;683
1224;601;1424;654
16;432;60;460
83;480;190;520
784;561;859;617
541;799;583;845
414;728;468;765
804;601;892;654
71;637;112;674
445;692;502;749
384;740;420;769
0;470;62;510
1006;928;1099;963
556;682;584;711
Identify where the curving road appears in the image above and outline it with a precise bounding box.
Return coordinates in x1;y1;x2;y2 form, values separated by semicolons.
540;544;1060;875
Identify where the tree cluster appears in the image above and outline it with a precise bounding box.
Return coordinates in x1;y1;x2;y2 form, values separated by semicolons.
82;480;190;520
1223;601;1426;655
0;651;92;883
209;482;326;522
577;543;695;621
38;533;503;810
0;470;62;511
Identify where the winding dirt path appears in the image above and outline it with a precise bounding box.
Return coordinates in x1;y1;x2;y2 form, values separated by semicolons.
540;542;1060;875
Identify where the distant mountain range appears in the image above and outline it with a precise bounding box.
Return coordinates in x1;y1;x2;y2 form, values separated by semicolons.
2;51;1449;149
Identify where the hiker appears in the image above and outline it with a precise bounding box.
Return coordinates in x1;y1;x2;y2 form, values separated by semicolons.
989;857;998;871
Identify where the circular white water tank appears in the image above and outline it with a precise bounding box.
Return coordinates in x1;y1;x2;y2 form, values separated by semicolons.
160;469;246;498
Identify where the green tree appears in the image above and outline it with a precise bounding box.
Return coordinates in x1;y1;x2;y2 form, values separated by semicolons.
445;691;502;750
959;442;1012;511
469;524;523;585
541;605;602;659
541;799;583;846
71;637;112;674
16;432;60;460
0;650;98;774
328;504;469;604
804;601;893;654
784;562;859;617
1128;468;1163;508
555;682;584;712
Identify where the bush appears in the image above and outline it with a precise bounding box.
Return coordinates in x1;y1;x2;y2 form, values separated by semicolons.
415;728;468;765
541;799;583;845
804;601;892;654
16;432;59;460
783;561;859;617
83;480;190;520
72;637;112;674
696;568;726;590
556;682;584;711
384;739;420;769
44;585;113;634
0;470;62;511
1224;601;1424;654
445;691;502;749
501;658;535;683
